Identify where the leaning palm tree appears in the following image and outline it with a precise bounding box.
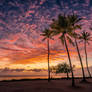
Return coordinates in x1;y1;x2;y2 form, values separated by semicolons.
68;14;87;82
41;28;53;82
51;14;75;87
79;31;92;78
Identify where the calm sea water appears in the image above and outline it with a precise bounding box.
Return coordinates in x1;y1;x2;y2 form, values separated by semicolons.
0;73;84;81
0;76;47;81
0;75;65;81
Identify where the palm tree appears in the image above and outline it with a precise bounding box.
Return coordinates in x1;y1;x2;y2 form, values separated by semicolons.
79;31;92;78
68;14;87;82
41;28;53;82
51;14;75;87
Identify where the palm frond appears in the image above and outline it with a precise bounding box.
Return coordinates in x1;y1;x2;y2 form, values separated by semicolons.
67;36;75;46
79;31;92;44
40;28;54;40
73;25;81;30
42;37;47;41
59;34;65;45
51;13;82;45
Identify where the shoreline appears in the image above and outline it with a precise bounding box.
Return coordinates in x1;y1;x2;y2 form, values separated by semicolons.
1;77;92;82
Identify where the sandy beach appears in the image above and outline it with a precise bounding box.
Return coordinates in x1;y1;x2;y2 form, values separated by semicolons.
0;79;92;92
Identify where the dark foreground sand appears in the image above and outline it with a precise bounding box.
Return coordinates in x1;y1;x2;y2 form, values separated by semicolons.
0;79;92;92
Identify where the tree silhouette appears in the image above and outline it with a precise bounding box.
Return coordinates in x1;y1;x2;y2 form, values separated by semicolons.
50;63;75;79
51;14;75;87
56;63;71;79
41;28;53;82
68;14;87;82
79;31;92;78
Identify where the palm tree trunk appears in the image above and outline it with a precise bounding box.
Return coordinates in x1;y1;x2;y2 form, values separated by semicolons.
75;38;86;81
64;35;75;87
66;72;69;79
47;38;50;82
84;41;91;78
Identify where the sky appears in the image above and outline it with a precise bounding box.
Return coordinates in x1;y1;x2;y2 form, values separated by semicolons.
0;0;92;78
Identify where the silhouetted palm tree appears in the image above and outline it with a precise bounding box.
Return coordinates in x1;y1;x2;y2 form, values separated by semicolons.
68;14;87;82
51;14;75;86
41;29;53;82
79;31;92;78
